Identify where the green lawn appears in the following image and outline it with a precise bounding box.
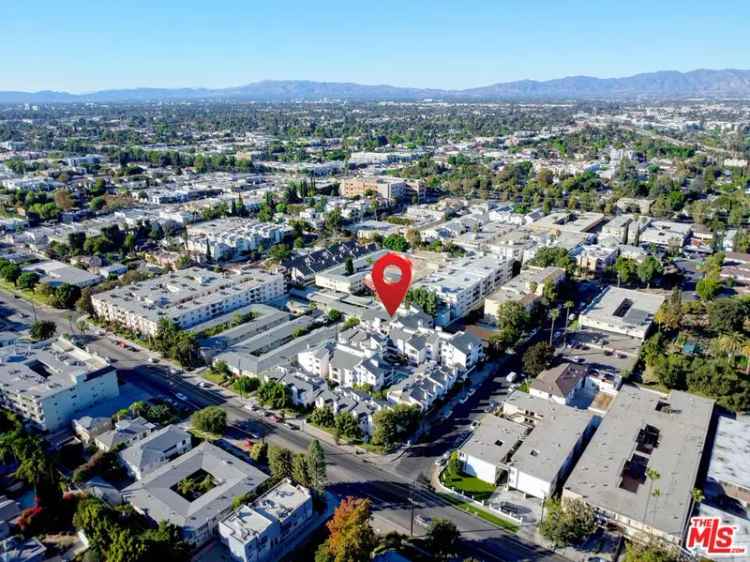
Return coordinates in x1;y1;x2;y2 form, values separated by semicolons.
0;279;53;307
437;493;519;532
203;370;229;385
440;470;497;501
188;428;221;442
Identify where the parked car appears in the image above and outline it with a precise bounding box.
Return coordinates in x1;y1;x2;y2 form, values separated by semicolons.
506;371;518;383
499;502;524;516
175;393;188;401
415;514;431;528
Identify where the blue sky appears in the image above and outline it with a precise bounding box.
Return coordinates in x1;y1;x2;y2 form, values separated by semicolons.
2;0;749;92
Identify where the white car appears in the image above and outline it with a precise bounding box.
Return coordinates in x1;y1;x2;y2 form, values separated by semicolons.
175;393;188;401
415;514;431;528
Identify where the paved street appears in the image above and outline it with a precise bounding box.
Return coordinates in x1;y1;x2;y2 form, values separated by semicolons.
2;290;570;561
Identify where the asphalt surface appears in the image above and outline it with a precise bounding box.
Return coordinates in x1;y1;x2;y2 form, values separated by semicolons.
1;290;570;562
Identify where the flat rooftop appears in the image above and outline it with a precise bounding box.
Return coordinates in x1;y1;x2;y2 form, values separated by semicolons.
564;385;714;540
460;414;528;466
123;442;268;531
93;267;282;324
502;392;594;483
0;338;112;399
220;479;310;540
707;416;750;493
579;286;665;337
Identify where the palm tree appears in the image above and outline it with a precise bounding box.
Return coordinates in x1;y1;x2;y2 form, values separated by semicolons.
549;309;560;346
742;340;750;375
563;301;574;346
718;332;744;365
691;488;705;505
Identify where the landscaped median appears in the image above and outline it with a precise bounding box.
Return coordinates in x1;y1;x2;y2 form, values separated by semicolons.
437;492;519;532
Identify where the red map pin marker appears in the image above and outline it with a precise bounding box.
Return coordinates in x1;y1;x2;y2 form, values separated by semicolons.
371;252;413;317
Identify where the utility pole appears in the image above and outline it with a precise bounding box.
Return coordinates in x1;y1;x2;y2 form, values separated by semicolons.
409;481;415;537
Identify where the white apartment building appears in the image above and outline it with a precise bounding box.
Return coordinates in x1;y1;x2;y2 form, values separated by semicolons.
219;479;313;562
92;267;285;336
483;266;566;322
297;344;331;378
579;286;665;341
123;442;268;547
187;218;291;260
459;393;595;499
600;215;634;244
119;425;193;480
0;338;119;431
412;254;513;326
575;244;618;273
314;250;388;294
638;220;691;249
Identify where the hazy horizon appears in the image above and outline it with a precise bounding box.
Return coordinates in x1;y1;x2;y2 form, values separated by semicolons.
2;0;749;92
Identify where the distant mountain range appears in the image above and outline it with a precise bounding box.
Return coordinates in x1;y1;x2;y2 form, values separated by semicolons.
3;69;750;103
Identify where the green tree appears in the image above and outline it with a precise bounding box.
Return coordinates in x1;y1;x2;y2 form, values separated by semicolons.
292;453;311;487
637;255;663;288
30;320;56;341
310;406;335;428
268;445;293;479
708;298;747;333
522;341;554;376
614;256;637;286
696;274;722;301
233;376;259;397
528;246;576;275
68;231;87;253
623;542;679;562
371;405;420;450
306;439;327;492
257;381;290;409
249;441;268;464
382;234;409;252
107;527;145;562
539;498;596;547
549;308;560;345
75;287;95;315
404;287;439;317
269;243;291;261
15;271;39;290
191;406;227;435
52;283;81;309
327;309;342;323
334;411;362;441
0;263;21;284
426;519;460;560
